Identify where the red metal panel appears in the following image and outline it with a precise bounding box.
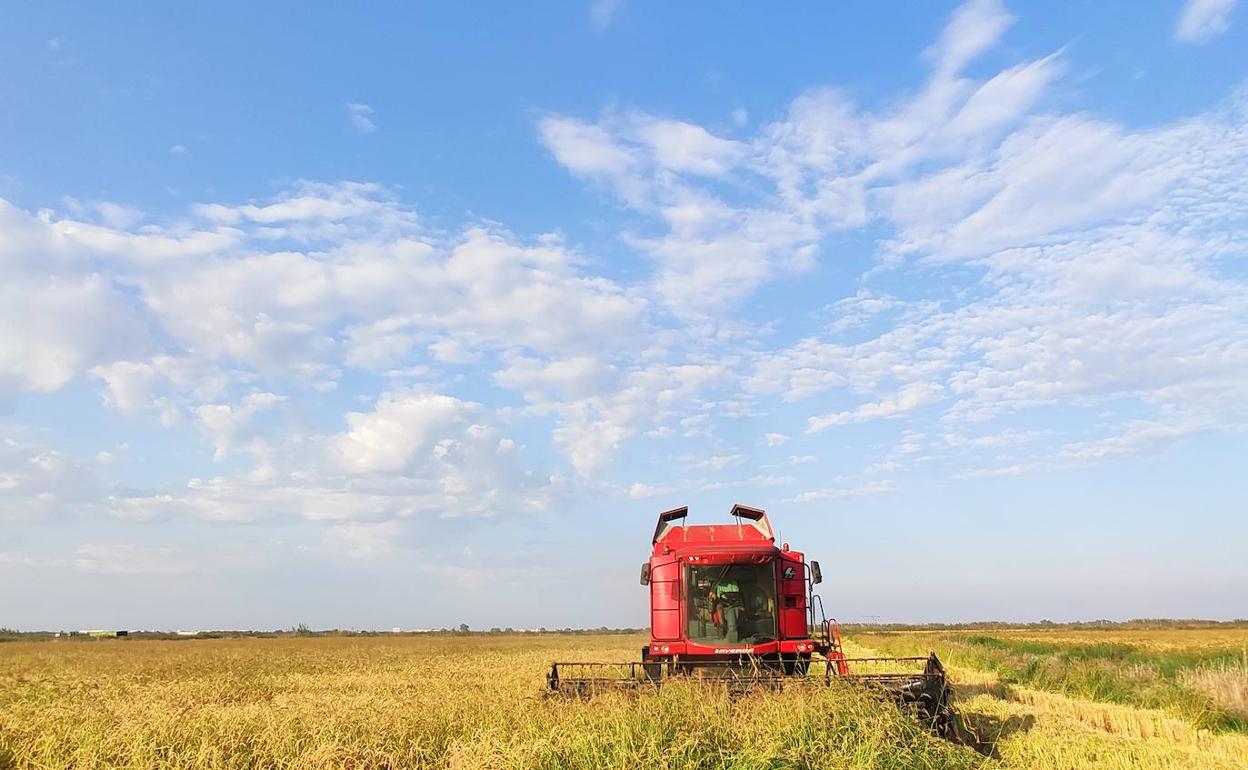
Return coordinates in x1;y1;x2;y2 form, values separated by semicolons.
778;551;808;639
649;556;681;641
673;543;778;564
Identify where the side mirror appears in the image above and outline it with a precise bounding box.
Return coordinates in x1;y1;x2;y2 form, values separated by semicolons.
809;560;822;585
640;563;651;586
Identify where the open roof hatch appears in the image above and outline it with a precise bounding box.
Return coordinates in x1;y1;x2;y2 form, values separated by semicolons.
731;503;775;541
651;506;688;544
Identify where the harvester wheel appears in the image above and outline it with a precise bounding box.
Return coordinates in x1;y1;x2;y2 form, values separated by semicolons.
937;709;961;742
782;653;810;675
642;662;663;683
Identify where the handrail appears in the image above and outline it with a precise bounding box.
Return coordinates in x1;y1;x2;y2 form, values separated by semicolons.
810;593;828;639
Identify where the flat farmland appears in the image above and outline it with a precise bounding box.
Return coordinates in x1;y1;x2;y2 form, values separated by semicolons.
1;627;1246;769
849;626;1248;767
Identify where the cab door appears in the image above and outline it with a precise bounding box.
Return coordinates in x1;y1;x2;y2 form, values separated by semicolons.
777;553;808;638
649;555;681;641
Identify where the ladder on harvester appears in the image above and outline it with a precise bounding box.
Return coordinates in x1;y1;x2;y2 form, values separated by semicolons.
811;593;850;676
822;617;850;676
824;617;845;656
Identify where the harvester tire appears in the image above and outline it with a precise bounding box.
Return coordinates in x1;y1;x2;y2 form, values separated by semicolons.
783;653;810;675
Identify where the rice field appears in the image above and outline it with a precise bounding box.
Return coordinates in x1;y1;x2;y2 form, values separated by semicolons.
1;627;1246;769
850;626;1248;768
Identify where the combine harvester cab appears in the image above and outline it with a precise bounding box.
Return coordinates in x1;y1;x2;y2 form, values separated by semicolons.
547;504;955;738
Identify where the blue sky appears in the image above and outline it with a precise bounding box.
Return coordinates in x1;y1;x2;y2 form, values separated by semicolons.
2;0;1246;631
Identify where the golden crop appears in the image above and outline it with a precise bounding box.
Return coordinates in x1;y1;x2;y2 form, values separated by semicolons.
1;628;1246;769
0;634;968;770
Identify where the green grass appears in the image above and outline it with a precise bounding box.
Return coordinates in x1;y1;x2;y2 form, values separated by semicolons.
856;631;1248;732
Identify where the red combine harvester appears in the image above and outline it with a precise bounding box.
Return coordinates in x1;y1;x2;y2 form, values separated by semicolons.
547;504;955;736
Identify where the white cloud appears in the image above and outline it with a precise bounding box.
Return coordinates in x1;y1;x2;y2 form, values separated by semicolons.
1175;0;1237;43
590;0;625;31
924;0;1014;75
428;338;482;365
791;480;895;504
61;199;144;229
539;117;638;179
436;229;646;352
1057;418;1210;463
91;356;237;422
537;2;1061;317
762;432;789;447
328;392;481;476
538;110;821;313
195;392;285;462
105;388;554;524
0;180;664;481
958;418;1220;478
0;438;105;519
168;144;188;156
325;520;401;558
552;406;634;476
494;356;615;401
0;551;37;567
947;54;1062;140
0;274;147;395
347;102;376;133
728;17;1248;460
944;429;1048;448
690;453;745;471
536;115;658;218
892;116;1184;261
826;290;899;333
807;383;945;432
863;458;899;474
556;363;730;474
7;183;642;401
72;544;190;575
636;120;747;176
628;482;665;499
0;200;151;397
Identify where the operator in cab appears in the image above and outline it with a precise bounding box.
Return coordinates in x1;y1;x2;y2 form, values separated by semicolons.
715;577;742;642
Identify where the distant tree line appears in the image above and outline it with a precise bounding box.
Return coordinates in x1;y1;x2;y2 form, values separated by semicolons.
5;618;1245;642
0;626;650;641
838;618;1248;632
